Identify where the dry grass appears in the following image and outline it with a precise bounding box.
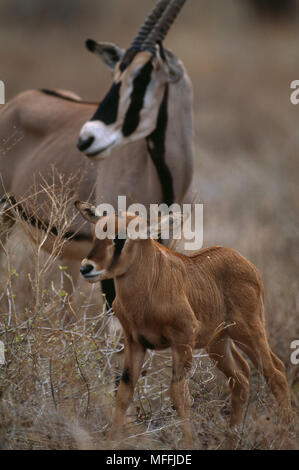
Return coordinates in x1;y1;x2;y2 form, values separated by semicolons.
0;0;299;450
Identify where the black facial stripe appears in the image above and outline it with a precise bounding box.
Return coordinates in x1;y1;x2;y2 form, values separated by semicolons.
146;85;174;206
91;81;121;125
122;60;154;137
109;235;126;270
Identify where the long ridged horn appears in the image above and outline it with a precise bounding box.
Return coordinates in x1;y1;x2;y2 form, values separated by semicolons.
141;0;187;53
130;0;171;51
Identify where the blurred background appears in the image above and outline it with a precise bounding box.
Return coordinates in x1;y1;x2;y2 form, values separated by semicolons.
0;0;298;449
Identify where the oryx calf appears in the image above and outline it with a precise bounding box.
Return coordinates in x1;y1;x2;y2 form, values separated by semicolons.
75;201;291;447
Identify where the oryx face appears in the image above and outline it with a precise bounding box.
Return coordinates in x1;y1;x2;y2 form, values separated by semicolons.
77;0;186;160
78;49;168;159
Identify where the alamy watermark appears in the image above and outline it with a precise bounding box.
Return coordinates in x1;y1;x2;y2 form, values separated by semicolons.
290;80;299;105
94;196;203;251
0;80;5;105
290;340;299;365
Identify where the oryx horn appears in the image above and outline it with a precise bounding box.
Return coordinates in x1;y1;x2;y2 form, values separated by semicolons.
130;0;171;51
142;0;187;53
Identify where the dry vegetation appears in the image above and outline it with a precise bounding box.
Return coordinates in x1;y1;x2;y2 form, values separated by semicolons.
0;0;298;450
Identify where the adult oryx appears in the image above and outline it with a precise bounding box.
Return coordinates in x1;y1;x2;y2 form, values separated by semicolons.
0;0;195;306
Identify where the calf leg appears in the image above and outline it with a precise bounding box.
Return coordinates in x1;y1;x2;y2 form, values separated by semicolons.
208;336;250;428
170;344;194;448
229;320;291;421
110;338;145;438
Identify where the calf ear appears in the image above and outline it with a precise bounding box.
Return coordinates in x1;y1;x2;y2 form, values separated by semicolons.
75;201;100;224
148;212;183;239
85;39;124;70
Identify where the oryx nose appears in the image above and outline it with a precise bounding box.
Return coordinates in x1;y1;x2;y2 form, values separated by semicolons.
77;136;94;152
80;264;94;276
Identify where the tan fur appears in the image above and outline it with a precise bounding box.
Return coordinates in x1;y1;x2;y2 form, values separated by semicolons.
77;206;292;448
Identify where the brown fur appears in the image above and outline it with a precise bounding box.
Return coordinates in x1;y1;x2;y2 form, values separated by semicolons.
76;205;292;447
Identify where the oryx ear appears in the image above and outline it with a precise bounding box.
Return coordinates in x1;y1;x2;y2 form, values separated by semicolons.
75;201;100;224
161;48;184;83
85;39;125;70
